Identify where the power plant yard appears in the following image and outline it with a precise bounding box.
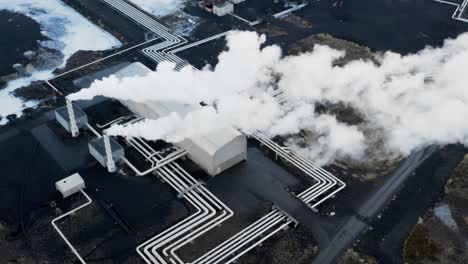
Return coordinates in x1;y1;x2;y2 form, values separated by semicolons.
1;1;468;264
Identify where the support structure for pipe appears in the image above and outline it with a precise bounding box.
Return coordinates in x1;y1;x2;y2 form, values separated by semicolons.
66;99;79;138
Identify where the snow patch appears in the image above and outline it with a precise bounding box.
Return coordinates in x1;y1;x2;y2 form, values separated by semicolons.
0;0;122;121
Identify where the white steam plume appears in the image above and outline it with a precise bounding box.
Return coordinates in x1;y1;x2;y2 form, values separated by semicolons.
106;106;224;142
69;31;468;164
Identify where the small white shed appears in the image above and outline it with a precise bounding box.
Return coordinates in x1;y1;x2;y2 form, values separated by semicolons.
55;173;86;198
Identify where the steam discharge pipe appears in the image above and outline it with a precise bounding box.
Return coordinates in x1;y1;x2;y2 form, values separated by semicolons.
104;134;116;173
66;99;79;138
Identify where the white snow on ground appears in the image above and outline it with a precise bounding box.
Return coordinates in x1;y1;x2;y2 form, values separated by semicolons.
0;0;122;123
129;0;186;17
0;71;53;125
434;203;458;230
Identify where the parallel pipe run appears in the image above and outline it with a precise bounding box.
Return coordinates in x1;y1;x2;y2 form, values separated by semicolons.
251;132;333;198
250;131;345;208
164;164;234;264
99;1;345;262
128;134;293;264
168;31;232;54
129;136;229;264
102;0;189;68
192;210;288;264
129;136;233;264
51;189;92;264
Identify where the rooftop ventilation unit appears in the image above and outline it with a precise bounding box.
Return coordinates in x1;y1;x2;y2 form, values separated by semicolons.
55;102;88;137
89;136;125;172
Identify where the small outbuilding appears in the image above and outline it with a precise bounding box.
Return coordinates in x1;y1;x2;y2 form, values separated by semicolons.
55;173;86;198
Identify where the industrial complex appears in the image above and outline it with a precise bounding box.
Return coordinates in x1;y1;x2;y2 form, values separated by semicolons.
54;59;343;263
43;1;345;263
2;0;467;264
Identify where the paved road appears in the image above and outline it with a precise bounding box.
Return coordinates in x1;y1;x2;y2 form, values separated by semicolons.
312;146;438;264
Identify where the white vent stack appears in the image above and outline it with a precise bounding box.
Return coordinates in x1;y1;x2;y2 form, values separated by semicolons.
66;99;79;137
104;134;116;173
88;135;125;172
55;100;87;137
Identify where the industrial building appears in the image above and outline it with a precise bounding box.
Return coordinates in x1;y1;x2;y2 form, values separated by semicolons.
1;1;347;263
113;62;247;176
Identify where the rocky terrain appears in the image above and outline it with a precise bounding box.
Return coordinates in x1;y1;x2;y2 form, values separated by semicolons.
0;47;63;90
338;249;378;264
288;33;376;64
284;34;401;180
237;225;318;264
403;154;468;264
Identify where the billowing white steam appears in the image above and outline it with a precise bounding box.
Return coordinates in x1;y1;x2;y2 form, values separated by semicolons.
107;107;224;142
69;31;468;164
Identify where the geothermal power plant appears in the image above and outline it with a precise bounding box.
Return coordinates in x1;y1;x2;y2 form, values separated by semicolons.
42;1;345;263
53;59;344;264
4;0;464;263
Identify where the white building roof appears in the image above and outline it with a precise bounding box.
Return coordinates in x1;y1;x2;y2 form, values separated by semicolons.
55;173;86;198
112;62;247;176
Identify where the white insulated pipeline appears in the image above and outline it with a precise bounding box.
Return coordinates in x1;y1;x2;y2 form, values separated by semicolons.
251;131;345;208
128;137;232;264
99;1;345;262
186;130;346;264
130;137;295;264
102;0;189;68
192;209;290;264
434;0;468;23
